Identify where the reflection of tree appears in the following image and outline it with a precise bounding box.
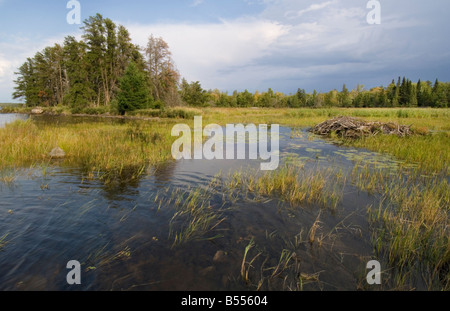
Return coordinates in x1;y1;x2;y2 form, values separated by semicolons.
100;166;146;201
151;161;177;187
98;161;178;201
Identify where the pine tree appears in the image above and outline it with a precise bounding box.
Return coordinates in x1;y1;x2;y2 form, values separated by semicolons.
296;88;307;107
408;83;418;107
117;62;153;114
63;36;94;109
12;59;37;106
338;84;352;107
432;79;448;107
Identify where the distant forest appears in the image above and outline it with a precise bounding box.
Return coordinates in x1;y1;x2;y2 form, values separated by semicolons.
13;14;450;113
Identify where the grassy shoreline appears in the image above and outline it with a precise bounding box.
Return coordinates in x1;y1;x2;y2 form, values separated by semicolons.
2;107;448;175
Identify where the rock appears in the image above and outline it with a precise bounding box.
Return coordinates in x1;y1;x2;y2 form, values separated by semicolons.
213;250;227;263
199;266;215;277
48;147;66;159
31;107;44;115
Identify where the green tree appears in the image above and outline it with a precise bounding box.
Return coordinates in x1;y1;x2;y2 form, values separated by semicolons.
12;58;39;106
180;79;209;107
117;62;153;114
338;84;352;107
376;87;389;107
63;36;94;109
432;79;448;107
296;88;307;107
408;83;418;107
236;90;255;107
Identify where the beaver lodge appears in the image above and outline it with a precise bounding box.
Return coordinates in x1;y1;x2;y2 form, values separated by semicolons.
310;116;414;138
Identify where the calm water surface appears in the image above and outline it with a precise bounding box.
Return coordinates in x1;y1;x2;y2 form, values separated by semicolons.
0;113;400;290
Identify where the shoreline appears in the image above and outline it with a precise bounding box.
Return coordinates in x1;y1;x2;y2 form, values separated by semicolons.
0;109;163;122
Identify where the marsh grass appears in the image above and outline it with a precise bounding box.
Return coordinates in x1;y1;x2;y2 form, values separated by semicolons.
0;119;176;183
224;164;346;211
345;132;449;175
158;162;348;248
352;163;449;290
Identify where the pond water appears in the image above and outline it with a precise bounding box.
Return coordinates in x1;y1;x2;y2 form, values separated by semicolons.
0;113;404;290
0;113;29;128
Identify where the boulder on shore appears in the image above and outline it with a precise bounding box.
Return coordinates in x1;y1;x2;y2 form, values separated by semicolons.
31;107;44;115
48;147;66;159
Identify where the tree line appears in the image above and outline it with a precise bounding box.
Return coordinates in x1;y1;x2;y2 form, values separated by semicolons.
13;14;449;112
184;77;449;109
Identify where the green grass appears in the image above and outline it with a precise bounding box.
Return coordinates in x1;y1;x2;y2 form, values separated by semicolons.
343;132;449;175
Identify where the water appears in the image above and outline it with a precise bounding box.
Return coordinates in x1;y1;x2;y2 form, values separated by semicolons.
0;113;29;128
0;113;399;290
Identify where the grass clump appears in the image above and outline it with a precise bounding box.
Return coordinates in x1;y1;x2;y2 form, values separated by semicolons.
159;183;226;248
224;164;346;211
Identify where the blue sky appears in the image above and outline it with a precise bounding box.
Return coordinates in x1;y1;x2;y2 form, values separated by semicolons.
0;0;449;102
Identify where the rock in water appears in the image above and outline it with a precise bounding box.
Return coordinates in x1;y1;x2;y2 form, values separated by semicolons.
49;147;66;159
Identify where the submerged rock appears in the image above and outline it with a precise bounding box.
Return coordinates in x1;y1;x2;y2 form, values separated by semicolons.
48;147;66;159
213;250;227;263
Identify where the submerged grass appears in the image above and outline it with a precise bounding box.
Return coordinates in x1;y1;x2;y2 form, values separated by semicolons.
157;177;227;247
0;233;9;250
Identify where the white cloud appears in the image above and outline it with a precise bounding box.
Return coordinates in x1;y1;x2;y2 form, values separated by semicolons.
190;0;205;7
121;0;417;92
125;17;289;90
293;0;336;17
0;56;10;78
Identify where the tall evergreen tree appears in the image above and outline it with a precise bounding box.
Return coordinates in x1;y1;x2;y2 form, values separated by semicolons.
63;36;94;108
338;84;352;107
117;62;153;114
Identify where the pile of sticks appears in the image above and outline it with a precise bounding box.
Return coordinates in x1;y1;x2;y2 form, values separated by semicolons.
310;116;413;138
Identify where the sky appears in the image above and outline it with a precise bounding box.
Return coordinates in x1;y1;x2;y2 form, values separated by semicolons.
0;0;449;102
